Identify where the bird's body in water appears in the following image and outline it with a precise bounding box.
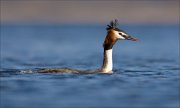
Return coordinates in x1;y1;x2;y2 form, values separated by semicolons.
22;19;138;74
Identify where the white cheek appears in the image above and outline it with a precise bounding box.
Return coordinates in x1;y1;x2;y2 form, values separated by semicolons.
118;35;126;39
114;32;125;39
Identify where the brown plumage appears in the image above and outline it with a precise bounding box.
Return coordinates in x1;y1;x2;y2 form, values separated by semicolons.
103;29;118;50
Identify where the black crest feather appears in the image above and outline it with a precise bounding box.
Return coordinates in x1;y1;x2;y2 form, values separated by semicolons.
106;19;118;30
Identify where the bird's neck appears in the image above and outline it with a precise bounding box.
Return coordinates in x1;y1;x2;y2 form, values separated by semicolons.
101;49;113;73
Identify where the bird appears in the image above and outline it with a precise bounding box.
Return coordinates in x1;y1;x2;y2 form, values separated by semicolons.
22;19;138;74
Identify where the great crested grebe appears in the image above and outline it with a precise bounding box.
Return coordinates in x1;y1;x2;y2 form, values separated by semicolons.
28;19;138;74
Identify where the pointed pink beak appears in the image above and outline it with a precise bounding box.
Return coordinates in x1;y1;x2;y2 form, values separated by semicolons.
127;35;139;41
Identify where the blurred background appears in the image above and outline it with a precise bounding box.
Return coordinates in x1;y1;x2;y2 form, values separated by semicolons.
1;1;180;108
1;0;179;24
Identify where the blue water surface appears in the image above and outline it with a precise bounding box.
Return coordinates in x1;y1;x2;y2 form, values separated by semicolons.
0;24;180;108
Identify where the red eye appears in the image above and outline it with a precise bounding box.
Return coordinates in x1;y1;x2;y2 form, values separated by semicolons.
119;33;122;35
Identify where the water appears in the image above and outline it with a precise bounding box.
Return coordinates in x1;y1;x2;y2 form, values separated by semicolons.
0;24;179;108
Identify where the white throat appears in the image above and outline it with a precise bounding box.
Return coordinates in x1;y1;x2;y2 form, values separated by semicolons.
101;49;113;73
